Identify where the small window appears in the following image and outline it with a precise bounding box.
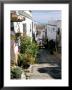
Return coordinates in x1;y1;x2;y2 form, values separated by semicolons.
11;22;14;31
30;24;31;32
23;23;26;33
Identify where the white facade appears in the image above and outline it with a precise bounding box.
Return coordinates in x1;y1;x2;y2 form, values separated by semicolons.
46;20;61;41
11;11;33;65
32;21;38;41
13;19;32;38
47;25;57;41
22;18;32;38
38;29;45;39
12;10;33;38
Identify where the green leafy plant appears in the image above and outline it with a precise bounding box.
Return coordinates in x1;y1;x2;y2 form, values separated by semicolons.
18;53;31;69
24;53;35;64
11;66;22;79
26;41;38;58
20;36;31;53
19;36;39;64
18;53;25;67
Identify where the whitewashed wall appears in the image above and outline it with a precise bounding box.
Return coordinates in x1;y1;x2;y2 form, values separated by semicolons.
11;11;33;65
47;25;57;41
46;20;61;41
14;22;23;33
22;17;32;38
13;17;32;38
33;24;36;34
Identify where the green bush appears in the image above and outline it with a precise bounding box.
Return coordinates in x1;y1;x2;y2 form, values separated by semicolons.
19;36;39;64
18;53;33;68
20;36;31;53
24;53;36;64
18;53;25;67
26;41;38;58
11;66;22;79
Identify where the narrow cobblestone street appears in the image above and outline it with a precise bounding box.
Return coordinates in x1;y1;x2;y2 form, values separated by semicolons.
29;48;61;79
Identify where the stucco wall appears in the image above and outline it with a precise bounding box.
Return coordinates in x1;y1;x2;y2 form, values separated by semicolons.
13;17;32;38
47;25;57;41
22;17;32;38
11;40;18;65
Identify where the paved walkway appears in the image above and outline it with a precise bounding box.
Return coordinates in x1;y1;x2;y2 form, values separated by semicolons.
28;49;61;79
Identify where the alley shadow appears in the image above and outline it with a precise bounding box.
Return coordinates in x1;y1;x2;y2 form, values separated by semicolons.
36;48;61;67
37;57;61;67
38;67;61;79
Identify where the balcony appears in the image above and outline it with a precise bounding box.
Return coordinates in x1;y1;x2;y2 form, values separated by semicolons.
18;11;32;19
11;13;25;22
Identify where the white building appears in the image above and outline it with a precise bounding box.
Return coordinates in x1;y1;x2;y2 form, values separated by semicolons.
11;10;33;38
34;24;46;45
32;21;38;41
46;20;61;41
10;10;33;65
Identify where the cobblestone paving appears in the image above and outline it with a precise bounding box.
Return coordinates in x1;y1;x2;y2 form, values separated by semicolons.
37;49;61;66
29;49;61;79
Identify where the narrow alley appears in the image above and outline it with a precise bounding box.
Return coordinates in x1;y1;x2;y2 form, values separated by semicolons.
10;10;61;80
29;48;61;79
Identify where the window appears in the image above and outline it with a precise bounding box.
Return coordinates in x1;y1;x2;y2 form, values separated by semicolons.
23;23;26;33
11;22;14;31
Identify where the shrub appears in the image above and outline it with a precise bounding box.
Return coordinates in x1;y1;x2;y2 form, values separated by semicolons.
24;53;36;64
20;36;31;53
19;36;39;64
18;53;25;67
11;66;22;79
18;53;31;69
26;41;39;58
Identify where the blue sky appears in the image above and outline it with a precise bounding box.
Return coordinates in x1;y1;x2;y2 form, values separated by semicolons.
32;10;61;24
